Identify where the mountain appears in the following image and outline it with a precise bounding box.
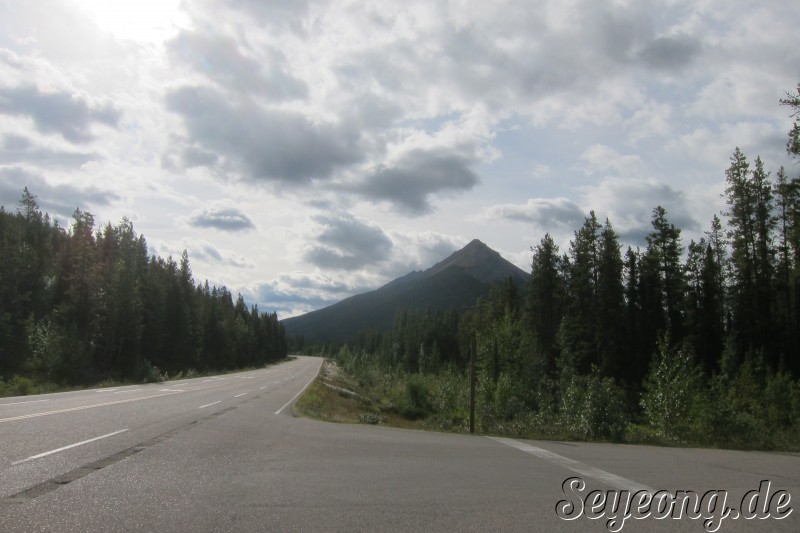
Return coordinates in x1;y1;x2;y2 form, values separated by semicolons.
281;239;528;342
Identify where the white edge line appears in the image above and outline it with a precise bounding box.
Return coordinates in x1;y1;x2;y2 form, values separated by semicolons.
12;429;129;465
487;436;653;493
274;362;322;415
199;400;222;409
0;399;50;406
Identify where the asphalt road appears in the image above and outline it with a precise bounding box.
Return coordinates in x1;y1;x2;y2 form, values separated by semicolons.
1;355;798;532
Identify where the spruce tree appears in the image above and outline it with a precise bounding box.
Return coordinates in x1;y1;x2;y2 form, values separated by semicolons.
524;233;564;374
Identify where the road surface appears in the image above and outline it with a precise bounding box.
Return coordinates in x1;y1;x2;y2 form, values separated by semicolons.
1;355;798;531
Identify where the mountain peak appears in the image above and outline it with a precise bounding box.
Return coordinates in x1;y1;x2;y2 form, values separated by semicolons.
281;238;529;341
466;238;487;247
423;239;526;283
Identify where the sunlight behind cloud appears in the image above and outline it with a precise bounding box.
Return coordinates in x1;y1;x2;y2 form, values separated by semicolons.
70;0;188;42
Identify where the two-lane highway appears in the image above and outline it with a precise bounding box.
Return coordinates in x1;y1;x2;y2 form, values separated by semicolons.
2;355;799;532
0;356;322;501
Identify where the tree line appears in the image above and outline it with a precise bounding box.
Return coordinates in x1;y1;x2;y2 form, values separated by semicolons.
314;82;800;449
0;193;287;393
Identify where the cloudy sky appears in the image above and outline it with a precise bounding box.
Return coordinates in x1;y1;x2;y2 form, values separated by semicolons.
0;0;798;318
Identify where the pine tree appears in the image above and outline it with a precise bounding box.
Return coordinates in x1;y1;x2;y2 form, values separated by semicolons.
622;247;648;387
685;239;724;375
780;82;800;159
559;212;602;374
524;233;564;374
724;149;778;365
774;167;800;372
0;190;287;386
595;219;625;378
705;215;730;328
644;206;686;343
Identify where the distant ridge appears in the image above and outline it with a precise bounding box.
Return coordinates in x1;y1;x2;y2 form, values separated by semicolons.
281;239;528;342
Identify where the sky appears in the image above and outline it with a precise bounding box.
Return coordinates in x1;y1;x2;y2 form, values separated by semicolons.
0;0;798;319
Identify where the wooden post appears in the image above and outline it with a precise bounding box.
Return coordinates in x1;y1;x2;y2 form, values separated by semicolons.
469;334;476;434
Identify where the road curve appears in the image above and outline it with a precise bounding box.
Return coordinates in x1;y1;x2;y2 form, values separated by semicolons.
1;355;798;532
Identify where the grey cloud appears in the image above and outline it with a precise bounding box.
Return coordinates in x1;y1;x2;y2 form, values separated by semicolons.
255;283;334;307
637;35;701;70
181;146;218;168
0;133;98;167
244;271;370;318
0;85;121;144
249;283;335;319
193;242;222;262
382;231;464;279
187;205;256;232
410;237;462;268
583;178;699;246
429;2;702;114
165;85;361;183
429;3;641;107
486;197;585;228
252;275;356;305
167;31;307;101
590;5;652;63
303;213;393;270
0;166;118;218
2;134;29;150
219;0;313;34
189;241;255;268
353;149;479;215
280;274;352;294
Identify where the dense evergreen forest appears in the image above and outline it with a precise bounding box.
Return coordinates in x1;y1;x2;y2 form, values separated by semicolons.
0;193;287;395
302;82;800;449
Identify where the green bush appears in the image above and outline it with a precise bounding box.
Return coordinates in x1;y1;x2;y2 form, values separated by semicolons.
396;374;433;420
136;359;164;383
477;372;528;433
0;375;37;396
560;368;628;441
426;369;470;430
640;338;702;442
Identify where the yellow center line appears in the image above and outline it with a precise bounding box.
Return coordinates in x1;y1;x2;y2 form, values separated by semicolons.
0;379;246;424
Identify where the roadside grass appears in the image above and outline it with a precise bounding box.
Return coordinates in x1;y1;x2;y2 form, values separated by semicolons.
295;360;583;438
294;359;800;452
294;359;422;429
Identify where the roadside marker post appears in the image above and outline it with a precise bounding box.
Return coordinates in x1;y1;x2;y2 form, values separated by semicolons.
469;334;476;434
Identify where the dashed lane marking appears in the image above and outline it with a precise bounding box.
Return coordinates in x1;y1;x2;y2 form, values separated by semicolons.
0;399;49;407
0;392;182;424
11;429;129;465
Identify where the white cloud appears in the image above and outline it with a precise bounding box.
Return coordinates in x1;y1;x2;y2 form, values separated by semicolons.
580;177;698;244
0;0;797;316
580;145;648;178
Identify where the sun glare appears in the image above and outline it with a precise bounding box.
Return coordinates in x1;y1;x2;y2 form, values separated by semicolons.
70;0;189;42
